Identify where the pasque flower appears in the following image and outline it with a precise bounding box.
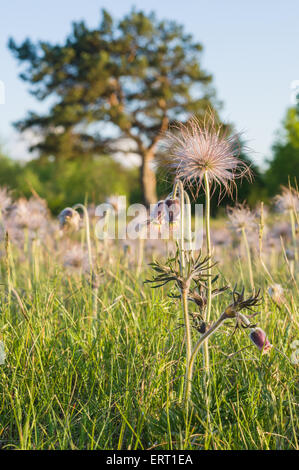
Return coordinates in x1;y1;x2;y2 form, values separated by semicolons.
227;203;257;233
250;327;272;354
163;112;251;197
59;207;81;232
274;186;299;213
151;198;180;225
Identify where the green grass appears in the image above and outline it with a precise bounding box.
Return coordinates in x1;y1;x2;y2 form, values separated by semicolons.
0;245;298;450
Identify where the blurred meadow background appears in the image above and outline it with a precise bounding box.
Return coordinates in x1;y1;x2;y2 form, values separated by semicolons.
0;0;298;450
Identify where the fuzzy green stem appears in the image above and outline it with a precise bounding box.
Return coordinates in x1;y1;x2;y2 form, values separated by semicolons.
184;190;193;259
92;286;98;319
289;209;298;262
176;180;193;410
185;312;228;403
73;203;93;271
136;234;145;276
178;180;186;273
203;172;211;373
182;286;192;366
241;227;254;290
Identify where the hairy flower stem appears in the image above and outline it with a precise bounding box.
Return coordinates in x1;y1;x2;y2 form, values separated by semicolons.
73;203;93;271
182;285;192;372
4;232;12;297
241;227;254;290
73;203;96;320
176;181;193;408
289;209;298;262
178;180;186;272
136;235;145;277
185;311;228;403
204;172;211;372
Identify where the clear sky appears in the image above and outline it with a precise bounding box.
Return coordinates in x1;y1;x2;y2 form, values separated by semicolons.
0;0;298;166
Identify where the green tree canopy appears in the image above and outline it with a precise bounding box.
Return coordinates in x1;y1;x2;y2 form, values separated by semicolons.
9;8;216;207
266;107;299;195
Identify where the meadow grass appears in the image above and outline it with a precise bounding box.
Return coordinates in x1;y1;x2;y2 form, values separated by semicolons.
0;244;298;450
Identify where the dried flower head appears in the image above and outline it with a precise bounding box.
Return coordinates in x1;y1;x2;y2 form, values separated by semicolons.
188;279;228;318
224;286;262;319
250;327;272;354
274;186;299;213
59;207;80;232
270;221;291;241
10;197;48;232
63;245;90;273
268;284;285;306
163;112;251;198
227;203;257;233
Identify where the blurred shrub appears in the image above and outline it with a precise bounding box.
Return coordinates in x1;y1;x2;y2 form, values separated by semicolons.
266;108;299;195
0;150;140;213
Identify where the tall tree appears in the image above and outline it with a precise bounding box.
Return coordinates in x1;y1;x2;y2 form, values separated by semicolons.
266;107;299;195
9;9;216;206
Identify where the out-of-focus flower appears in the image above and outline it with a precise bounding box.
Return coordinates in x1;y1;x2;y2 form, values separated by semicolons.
63;245;90;273
254;204;269;221
0;187;13;216
106;195;125;214
227;203;257;233
250;327;272;354
162;112;251;197
274;186;299;213
286;249;295;261
11;197;49;233
58;207;80;232
263;235;281;253
268;284;285;306
270;221;291;241
211;228;232;246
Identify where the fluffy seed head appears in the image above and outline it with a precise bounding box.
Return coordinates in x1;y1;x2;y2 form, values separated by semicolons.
274;186;299;213
227;203;257;233
63;245;90;273
268;284;285;305
11;197;48;232
162;112;252;198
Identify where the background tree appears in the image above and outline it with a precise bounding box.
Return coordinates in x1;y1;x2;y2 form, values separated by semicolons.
9;9;216;207
266;107;299;195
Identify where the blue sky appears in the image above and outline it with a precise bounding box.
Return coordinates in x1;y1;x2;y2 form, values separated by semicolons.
0;0;298;166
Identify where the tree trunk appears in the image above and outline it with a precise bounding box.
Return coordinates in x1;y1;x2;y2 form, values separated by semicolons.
140;152;158;208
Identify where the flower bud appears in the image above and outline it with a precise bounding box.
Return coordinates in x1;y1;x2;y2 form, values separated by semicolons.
250;327;272;354
58;207;80;232
164;198;180;224
151;200;166;225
